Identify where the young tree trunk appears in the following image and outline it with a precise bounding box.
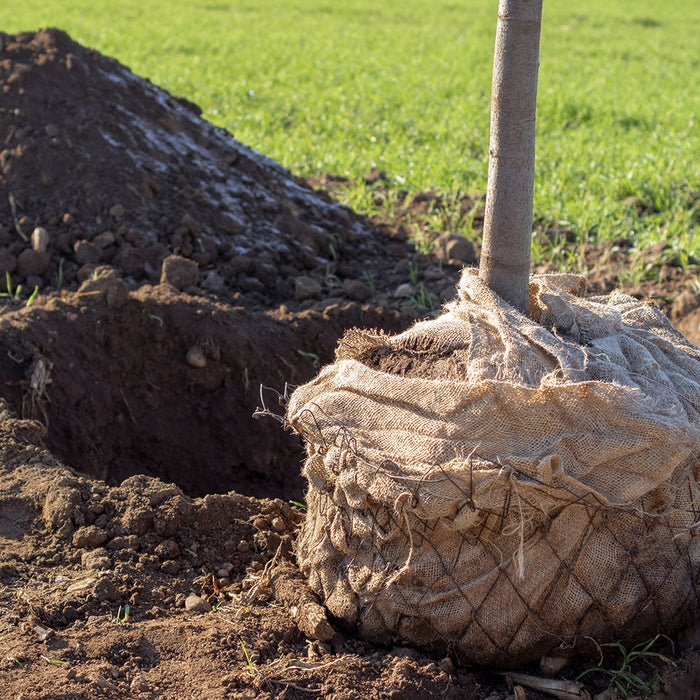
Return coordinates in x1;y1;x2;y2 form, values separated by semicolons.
479;0;543;315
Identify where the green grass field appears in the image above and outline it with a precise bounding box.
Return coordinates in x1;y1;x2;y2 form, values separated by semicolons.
3;1;699;273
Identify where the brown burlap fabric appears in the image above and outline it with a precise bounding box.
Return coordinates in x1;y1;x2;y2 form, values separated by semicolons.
287;270;700;666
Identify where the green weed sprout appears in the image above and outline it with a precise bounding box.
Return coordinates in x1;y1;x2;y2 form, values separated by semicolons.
324;263;342;288
0;271;22;300
25;285;39;307
240;640;256;677
296;350;320;368
410;283;435;311
55;258;65;289
113;604;130;624
577;635;674;697
0;272;39;306
40;655;68;666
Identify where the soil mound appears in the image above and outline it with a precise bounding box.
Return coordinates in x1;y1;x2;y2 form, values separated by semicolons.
0;27;460;310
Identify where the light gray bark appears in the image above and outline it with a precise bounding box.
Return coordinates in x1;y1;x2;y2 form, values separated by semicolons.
479;0;543;315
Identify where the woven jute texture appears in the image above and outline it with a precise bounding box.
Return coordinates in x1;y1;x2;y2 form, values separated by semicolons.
287;270;700;666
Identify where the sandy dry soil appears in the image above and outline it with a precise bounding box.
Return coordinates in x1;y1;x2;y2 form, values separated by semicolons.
1;28;700;699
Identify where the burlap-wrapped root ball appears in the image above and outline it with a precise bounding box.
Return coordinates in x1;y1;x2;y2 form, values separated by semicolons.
286;270;700;667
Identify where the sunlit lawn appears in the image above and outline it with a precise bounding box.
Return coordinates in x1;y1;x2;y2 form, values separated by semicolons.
3;0;699;272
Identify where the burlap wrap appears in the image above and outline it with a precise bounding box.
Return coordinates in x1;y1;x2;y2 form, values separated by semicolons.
287;270;700;666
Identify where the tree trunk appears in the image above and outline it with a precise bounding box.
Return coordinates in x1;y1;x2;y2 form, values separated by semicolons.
479;0;543;315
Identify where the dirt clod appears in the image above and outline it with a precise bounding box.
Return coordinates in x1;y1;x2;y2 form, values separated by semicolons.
160;254;199;289
72;526;108;548
184;594;211;613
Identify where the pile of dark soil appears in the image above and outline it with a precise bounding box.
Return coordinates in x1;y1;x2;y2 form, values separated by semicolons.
0;28;465;311
0;27;699;700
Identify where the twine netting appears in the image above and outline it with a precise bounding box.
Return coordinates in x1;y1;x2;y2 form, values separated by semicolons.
287;270;700;666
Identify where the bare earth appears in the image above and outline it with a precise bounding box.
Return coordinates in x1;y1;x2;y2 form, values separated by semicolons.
1;28;700;700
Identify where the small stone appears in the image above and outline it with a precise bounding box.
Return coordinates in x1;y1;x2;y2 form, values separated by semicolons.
72;525;108;548
31;227;49;253
186;346;207;368
254;262;276;285
342;278;372;302
62;212;74;226
294;275;322;301
184;594;211;613
137;553;159;568
394;283;415;298
109;204;125;219
93;231;116;249
161;254;198;289
17;248;50;276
